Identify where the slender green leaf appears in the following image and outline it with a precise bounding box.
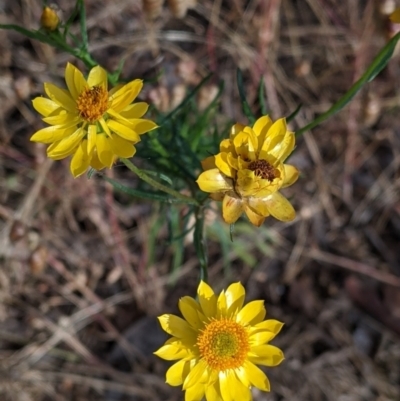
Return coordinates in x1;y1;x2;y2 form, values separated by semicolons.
160;74;213;124
77;0;88;52
258;75;268;116
194;210;208;282
286;104;302;123
102;176;190;204
296;32;400;137
0;24;57;46
237;69;255;124
141;169;173;186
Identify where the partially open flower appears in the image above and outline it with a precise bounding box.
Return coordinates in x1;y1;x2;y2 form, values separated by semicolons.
155;281;284;400
31;63;157;177
197;116;299;226
40;6;60;31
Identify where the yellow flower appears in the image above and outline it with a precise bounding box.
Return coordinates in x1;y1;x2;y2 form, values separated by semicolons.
31;63;157;177
197;116;299;226
40;6;60;31
155;281;284;401
390;8;400;23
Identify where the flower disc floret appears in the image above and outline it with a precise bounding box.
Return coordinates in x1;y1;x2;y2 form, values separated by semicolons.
197;318;250;371
155;281;285;401
30;63;157;177
77;86;109;122
196;115;299;226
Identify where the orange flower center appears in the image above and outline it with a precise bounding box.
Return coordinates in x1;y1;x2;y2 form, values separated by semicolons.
77;86;109;123
196;319;250;371
248;159;280;182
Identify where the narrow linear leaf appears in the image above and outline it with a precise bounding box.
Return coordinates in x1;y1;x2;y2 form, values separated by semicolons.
286;104;302;123
0;24;56;46
77;0;88;52
194;210;208;282
258;76;268;116
102;176;190;204
296;32;400;137
160;74;213;124
237;69;255;124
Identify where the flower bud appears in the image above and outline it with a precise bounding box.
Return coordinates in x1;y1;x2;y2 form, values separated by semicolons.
40;6;60;31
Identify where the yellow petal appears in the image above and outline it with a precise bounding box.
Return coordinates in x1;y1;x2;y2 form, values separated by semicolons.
243;360;270;391
248;344;284;367
230;123;246;140
32;97;60;117
253;115;273;146
200;156;216;171
87;124;97;155
96;133;115;168
30;124;77;144
87;65;108;90
70;140;90;178
282;164;299;188
210;192;224;201
183;360;208;390
108;134;136;158
47;127;85;159
246;197;269;217
42;112;80;126
198;281;217;318
268;131;295;163
390;8;400;23
119;102;149;119
65;63;86;100
99;117;111;137
216;290;228;318
90;150;106;171
250;319;284;335
234;366;250;387
244;204;266;227
197;169;233;193
249;331;276;346
222;194;244;224
110;79;143;112
215;152;234;177
166;360;190;386
264;192;296;222
154;341;190;361
236;300;266;326
178;296;202;330
219;370;235;401
222;370;251;401
185;382;205;401
225;282;245;316
205;380;222;401
220;138;235;154
107;120;141;142
126;119;158;135
44;83;76;112
157;314;196;339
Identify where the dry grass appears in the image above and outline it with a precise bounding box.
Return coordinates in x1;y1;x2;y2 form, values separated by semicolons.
1;0;400;400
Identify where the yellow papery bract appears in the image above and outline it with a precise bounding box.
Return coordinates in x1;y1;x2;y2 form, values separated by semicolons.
390;8;400;23
155;281;284;401
30;63;156;177
197;115;299;226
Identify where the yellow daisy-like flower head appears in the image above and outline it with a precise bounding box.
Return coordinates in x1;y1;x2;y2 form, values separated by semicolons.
197;116;299;226
155;281;284;401
31;63;157;177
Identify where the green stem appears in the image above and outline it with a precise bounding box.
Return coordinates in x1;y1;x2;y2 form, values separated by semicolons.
120;158;200;206
194;209;208;283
